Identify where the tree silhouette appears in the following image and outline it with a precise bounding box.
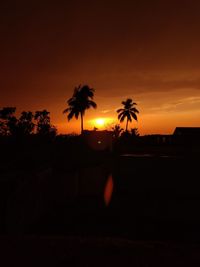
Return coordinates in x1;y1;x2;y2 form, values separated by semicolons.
34;110;56;136
63;85;97;134
130;127;140;137
0;107;16;135
117;98;139;132
111;124;124;138
16;111;35;136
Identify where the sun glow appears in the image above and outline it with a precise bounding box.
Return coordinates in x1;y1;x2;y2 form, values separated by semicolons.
95;118;105;126
90;117;115;129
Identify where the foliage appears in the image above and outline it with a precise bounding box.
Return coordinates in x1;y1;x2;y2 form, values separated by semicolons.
111;124;124;138
63;85;97;133
16;111;35;136
117;98;139;131
130;127;140;137
34;110;57;137
0;107;16;135
0;107;56;138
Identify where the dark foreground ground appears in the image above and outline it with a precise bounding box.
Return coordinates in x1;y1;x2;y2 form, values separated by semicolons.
1;236;200;267
1;138;200;266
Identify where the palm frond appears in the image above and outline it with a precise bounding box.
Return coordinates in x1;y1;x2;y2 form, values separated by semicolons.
67;97;76;105
130;107;139;113
87;100;97;109
118;112;124;120
116;108;124;113
120;113;127;122
67;110;75;121
63;108;71;114
130;111;138;121
73;86;80;97
127;113;132;122
74;110;80;119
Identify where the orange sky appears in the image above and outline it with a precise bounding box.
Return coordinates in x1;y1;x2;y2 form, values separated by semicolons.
1;0;200;135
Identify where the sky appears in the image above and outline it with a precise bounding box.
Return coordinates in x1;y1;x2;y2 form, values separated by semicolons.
1;0;200;135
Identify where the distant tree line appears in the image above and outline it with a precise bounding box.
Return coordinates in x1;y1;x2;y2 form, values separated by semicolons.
0;108;57;138
111;124;139;139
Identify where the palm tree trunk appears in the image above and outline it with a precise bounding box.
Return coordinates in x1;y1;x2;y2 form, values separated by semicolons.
81;112;84;134
126;118;128;132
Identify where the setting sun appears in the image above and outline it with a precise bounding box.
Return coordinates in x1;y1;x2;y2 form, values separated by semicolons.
89;117;115;130
96;118;105;126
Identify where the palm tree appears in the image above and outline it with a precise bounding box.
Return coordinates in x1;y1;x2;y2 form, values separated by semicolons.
117;98;139;132
63;85;97;134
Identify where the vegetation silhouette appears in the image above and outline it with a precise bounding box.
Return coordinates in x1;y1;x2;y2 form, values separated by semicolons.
117;98;139;132
15;111;35;137
0;107;16;135
111;124;124;139
63;85;97;134
130;127;140;137
0;107;56;139
34;110;57;137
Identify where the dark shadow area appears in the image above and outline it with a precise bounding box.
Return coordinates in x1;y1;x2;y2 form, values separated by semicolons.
0;128;200;266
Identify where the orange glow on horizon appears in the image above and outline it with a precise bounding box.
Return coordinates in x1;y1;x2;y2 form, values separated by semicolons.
56;108;200;136
55;91;200;136
1;2;200;136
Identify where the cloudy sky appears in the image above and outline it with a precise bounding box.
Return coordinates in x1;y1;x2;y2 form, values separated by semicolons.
1;0;200;134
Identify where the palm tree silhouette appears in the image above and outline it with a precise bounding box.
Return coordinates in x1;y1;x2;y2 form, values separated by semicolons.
117;98;139;132
63;85;97;134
